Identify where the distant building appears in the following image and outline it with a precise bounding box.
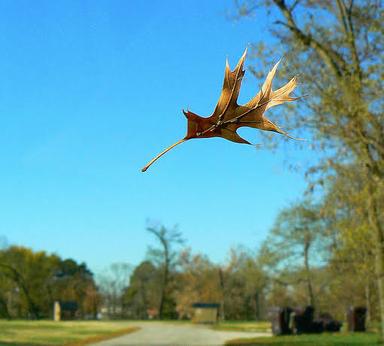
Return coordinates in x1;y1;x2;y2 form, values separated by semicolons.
192;303;220;323
60;301;79;320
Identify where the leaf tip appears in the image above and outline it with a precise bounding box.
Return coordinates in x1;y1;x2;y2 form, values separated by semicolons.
273;59;281;70
283;132;306;141
225;58;230;70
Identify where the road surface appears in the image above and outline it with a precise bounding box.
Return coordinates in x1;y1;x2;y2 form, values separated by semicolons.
93;322;270;345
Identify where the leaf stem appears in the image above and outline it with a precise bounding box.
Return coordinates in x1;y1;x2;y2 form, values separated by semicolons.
141;139;187;172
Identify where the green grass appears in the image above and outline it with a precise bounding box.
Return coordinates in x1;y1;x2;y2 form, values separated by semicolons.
226;332;380;345
213;321;271;333
0;320;139;346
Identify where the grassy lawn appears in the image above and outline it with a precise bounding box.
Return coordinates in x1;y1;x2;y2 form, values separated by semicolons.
225;332;380;345
213;321;271;333
0;320;139;346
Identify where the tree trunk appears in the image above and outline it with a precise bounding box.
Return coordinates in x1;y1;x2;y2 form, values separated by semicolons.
373;224;384;342
158;255;170;320
303;240;316;309
254;291;261;321
374;244;384;342
367;178;384;342
158;267;167;319
0;295;11;319
365;283;371;326
218;268;226;321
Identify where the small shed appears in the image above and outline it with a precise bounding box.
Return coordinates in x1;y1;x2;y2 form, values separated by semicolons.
192;303;220;323
60;301;79;320
52;300;78;320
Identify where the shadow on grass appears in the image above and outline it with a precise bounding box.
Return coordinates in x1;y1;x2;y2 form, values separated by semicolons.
0;326;140;346
226;333;380;346
0;343;47;346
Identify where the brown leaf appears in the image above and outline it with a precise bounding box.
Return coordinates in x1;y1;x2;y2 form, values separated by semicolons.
142;49;302;172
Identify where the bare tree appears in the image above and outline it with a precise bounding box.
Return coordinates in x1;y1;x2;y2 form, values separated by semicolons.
146;224;184;319
97;262;132;318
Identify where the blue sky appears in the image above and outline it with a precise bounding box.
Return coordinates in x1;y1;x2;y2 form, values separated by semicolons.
0;0;317;274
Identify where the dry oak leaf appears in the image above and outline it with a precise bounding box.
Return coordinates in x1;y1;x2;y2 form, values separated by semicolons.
142;49;302;172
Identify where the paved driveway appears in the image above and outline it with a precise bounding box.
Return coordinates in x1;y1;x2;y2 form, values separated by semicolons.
93;322;270;345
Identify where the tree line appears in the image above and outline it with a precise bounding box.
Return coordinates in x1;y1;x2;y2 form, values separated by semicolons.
98;224;269;321
98;200;379;324
0;208;381;324
0;245;100;319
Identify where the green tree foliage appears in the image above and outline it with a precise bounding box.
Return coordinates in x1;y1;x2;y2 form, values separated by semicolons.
321;164;378;322
258;192;377;321
221;247;268;320
51;258;100;319
175;246;268;321
256;168;381;321
176;249;222;319
260;202;326;310
0;246;100;319
122;245;269;321
123;261;161;319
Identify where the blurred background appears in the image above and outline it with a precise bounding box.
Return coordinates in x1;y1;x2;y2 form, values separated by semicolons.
0;0;382;335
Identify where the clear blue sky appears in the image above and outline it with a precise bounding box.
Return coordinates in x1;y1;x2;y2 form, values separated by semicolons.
0;0;316;274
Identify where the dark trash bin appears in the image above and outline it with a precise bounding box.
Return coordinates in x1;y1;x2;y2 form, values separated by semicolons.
60;301;78;320
293;306;342;334
317;312;342;332
270;307;293;335
271;306;343;335
293;306;318;334
347;306;367;332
